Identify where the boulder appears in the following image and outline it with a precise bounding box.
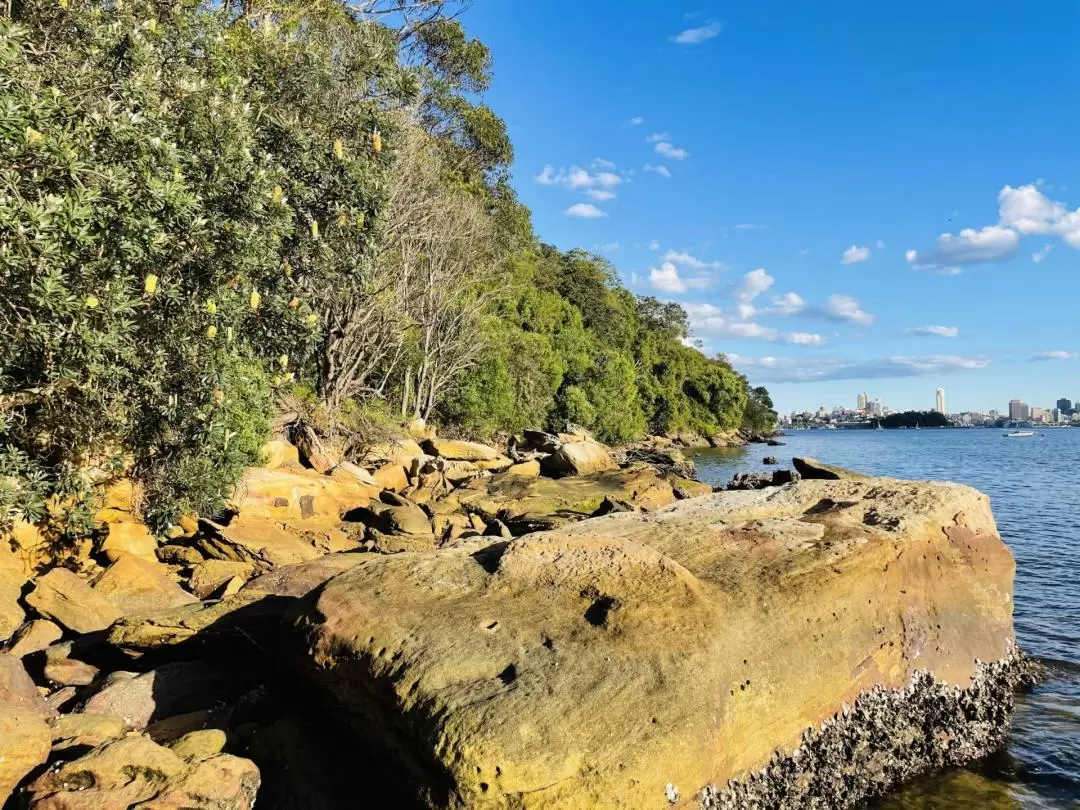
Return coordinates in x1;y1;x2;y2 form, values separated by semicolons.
766;438;786;447
26;569;122;635
7;620;63;658
169;728;228;762
328;460;378;487
81;662;234;730
190;560;257;599
726;469;800;490
763;455;779;465
98;520;158;562
92;554;199;615
48;712;127;751
793;456;869;480
243;553;367;599
668;476;713;499
344;494;431;537
506;459;541;477
156;544;204;566
228;466;376;523
372;461;410;492
295;477;1019;810
197;516;322;569
25;733;260;809
421;438;500;462
0;706;51;804
0;564;26;643
521;430;561;454
0;653;48;715
261;437;301;469
540;440;616;477
43;641;99;687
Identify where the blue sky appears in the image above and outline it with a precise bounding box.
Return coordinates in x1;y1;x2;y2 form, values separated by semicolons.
464;1;1079;414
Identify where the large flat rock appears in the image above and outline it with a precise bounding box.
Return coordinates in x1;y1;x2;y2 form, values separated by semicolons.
294;477;1017;809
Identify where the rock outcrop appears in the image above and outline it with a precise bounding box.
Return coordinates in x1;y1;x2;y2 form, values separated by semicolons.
294;476;1021;810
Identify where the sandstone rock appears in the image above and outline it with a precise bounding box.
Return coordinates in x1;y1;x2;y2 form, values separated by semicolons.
106;591;290;654
329;460;378;487
290;424;339;474
197;516;321;569
25;733;260;809
26;569;122;635
229;467;376;523
406;418;435;441
521;430;561;454
668;476;713;499
0;566;26;643
262;437;300;469
43;642;99;687
81;662;233;730
357;438;425;469
591;496;636;516
726;469;800;490
506;459;541;477
372;461;410;492
99;520;157;562
93;554;199;615
190;560;257;599
295;477;1017;809
793;456;869;480
344;494;431;537
0;706;51;804
169;728;228;761
0;653;48;715
540;440;616;477
7;620;63;658
707;430;746;448
421;438;499;462
243;553;366;598
156;544;204;565
476;456;515;473
766;438;786;446
48;712;127;750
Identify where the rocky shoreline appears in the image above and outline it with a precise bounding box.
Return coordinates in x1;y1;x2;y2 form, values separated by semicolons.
0;426;1037;808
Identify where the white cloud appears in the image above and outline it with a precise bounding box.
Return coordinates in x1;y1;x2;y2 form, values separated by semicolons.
592;158;616;170
672;21;722;45
998;184;1080;247
565;203;606;218
645;132;670;143
655;142;689;160
598;242;619;252
769;292;805;315
648;261;710;294
841;244;871;265
662;250;726;270
734;223;764;230
536;165;621;192
1031;350;1078;361
1033;244;1053;264
586;189;616;201
728;354;990;383
823;294;875;325
876;239;885;249
644;164;672;178
907;325;959;338
648;240;660;251
535;165;561;185
787;332;826;346
734;268;775;304
906;225;1019;269
629;116;644;126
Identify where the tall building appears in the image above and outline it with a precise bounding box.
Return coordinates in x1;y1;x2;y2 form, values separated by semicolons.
867;399;883;416
1057;398;1073;416
857;392;868;411
1009;399;1026;420
935;388;946;415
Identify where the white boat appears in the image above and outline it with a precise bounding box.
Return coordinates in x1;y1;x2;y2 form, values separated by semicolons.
1004;431;1035;438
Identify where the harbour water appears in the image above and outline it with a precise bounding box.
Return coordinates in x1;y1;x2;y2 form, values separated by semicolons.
688;429;1080;809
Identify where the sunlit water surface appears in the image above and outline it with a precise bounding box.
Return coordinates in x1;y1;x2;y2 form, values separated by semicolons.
687;429;1080;809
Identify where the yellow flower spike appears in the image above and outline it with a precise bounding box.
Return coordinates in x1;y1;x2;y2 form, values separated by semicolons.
309;221;319;239
205;299;217;315
249;290;261;310
58;0;67;8
356;211;365;227
206;325;218;339
147;18;157;33
271;185;282;203
84;294;99;309
213;389;225;405
287;297;300;309
272;375;282;386
282;260;292;277
284;372;295;383
338;213;347;227
371;128;382;153
143;273;158;294
24;127;43;145
333;139;344;160
278;354;288;369
306;313;319;328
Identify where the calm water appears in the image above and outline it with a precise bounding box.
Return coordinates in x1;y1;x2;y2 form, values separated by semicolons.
687;429;1080;809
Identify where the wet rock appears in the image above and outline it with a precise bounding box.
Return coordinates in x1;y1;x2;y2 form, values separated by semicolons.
25;733;260;809
294;477;1017;809
793;456;869;480
26;569;122;635
540;440;616;477
92;554;199;615
766;438;786;446
7;620;63;658
725;469;800;490
421;438;500;462
0;706;51;804
763;455;779;465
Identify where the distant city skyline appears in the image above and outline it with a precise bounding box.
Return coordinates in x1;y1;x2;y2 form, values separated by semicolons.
790;388;1078;419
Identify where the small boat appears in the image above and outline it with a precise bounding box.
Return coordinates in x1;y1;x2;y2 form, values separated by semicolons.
1003;431;1035;438
875;420;884;431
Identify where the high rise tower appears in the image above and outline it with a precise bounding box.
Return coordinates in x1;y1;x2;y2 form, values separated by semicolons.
935;388;946;415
